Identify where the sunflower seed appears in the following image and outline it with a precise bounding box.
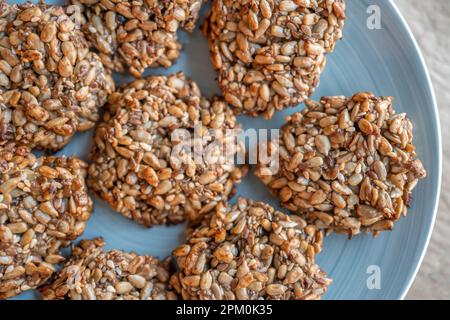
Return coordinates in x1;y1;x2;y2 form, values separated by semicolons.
0;2;114;152
171;198;331;300
87;73;246;227
41;238;178;300
0;146;93;299
69;0;203;78
256;93;426;237
205;0;345;119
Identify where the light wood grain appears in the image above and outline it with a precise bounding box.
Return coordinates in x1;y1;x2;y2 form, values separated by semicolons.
395;0;450;300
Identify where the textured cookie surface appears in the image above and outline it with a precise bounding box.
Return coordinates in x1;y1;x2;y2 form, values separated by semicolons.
41;238;178;300
171;198;331;300
0;146;92;298
204;0;345;118
0;1;114;151
255;93;427;237
88;72;245;227
70;0;204;77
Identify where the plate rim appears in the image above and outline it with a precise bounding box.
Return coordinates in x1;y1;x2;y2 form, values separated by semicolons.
387;0;442;300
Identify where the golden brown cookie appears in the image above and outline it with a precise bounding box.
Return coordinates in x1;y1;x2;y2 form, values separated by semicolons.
0;1;114;151
204;0;346;118
41;238;178;300
88;72;246;227
255;93;427;237
70;0;204;77
0;146;92;298
171;198;331;300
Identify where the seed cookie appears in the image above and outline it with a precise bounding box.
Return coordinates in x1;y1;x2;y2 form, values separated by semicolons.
87;72;246;227
0;1;114;152
41;238;178;300
171;198;331;300
204;0;346;118
70;0;204;78
0;146;92;298
255;93;427;237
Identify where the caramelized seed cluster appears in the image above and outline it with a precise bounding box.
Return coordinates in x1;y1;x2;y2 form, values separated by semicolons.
256;93;427;236
204;0;346;118
41;238;178;300
0;2;114;151
70;0;204;77
171;198;331;300
87;73;246;227
0;145;92;298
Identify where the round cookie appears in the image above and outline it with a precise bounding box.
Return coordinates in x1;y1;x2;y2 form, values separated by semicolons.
171;198;331;300
40;238;178;300
204;0;346;119
69;0;204;78
87;72;246;227
255;93;427;237
0;146;92;299
0;2;114;152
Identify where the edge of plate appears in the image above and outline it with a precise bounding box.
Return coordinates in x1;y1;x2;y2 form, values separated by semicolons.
387;0;442;300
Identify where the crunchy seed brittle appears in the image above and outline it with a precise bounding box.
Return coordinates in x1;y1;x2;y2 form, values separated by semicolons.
171;198;331;300
40;238;178;300
255;93;427;237
0;1;114;152
69;0;204;78
204;0;345;119
0;146;93;299
87;72;246;227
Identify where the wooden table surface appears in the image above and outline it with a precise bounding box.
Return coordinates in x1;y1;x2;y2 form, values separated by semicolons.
395;0;450;300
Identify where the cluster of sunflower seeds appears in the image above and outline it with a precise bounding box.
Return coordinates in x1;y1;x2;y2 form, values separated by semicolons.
87;72;246;227
255;93;427;237
204;0;346;119
0;1;115;152
69;0;204;78
0;145;93;299
170;198;331;300
40;238;178;300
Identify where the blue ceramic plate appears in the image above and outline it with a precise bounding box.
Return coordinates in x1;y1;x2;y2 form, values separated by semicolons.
10;0;441;300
